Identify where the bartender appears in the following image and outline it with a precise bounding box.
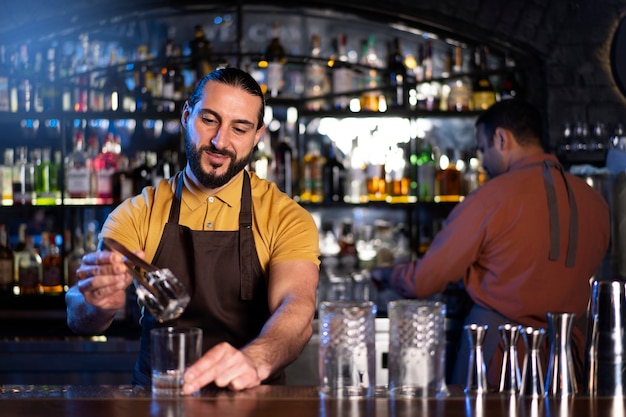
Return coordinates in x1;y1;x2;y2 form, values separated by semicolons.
66;67;320;393
382;99;610;387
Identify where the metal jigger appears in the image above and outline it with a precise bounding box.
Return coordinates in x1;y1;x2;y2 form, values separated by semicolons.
544;312;578;396
519;326;546;397
498;324;521;394
465;323;489;394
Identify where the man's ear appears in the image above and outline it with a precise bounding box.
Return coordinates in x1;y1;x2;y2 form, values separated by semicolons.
180;101;191;128
495;127;511;150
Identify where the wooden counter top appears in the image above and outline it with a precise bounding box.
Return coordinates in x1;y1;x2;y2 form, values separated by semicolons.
0;385;624;417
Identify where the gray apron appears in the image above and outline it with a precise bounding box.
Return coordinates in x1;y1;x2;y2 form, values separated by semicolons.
451;159;580;386
132;171;279;386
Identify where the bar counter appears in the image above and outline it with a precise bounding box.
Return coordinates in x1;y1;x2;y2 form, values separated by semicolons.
0;385;623;417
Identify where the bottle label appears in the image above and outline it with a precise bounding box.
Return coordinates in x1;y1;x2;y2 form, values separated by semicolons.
43;265;62;287
18;266;40;289
266;62;284;95
0;259;12;287
0;75;9;112
67;167;91;197
96;168;115;198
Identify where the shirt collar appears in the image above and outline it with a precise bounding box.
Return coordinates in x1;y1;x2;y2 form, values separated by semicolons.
509;153;559;172
181;170;244;210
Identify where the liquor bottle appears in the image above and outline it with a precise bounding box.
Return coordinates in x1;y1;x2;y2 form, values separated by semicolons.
41;42;61;111
300;140;324;203
472;46;496;111
262;22;286;98
159;39;178;112
274;132;296;197
304;34;330;111
41;233;63;295
0;45;11;112
447;45;472;112
86;135;100;198
331;33;355;110
73;34;91;113
1;148;13;204
152;149;174;188
12;146;35;205
345;138;367;203
0;224;14;295
65;131;92;199
35;147;60;205
422;41;441;111
132;150;156;194
387;37;407;107
385;146;409;201
14;224;42;295
189;25;213;84
322;142;346;203
359;35;383;112
499;52;520;101
103;49;132;112
249;131;274;181
93;133;119;200
436;148;462;202
416;140;436;200
133;45;153;112
15;44;34;112
64;228;84;290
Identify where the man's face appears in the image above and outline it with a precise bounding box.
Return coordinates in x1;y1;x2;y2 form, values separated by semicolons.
476;124;507;179
182;81;264;190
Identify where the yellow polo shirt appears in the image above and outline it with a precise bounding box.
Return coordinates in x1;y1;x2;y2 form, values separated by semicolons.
100;169;321;275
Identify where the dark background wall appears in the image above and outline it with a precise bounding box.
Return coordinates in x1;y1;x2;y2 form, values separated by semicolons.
2;0;626;149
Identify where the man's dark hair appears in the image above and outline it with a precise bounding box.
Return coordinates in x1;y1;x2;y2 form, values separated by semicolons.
475;99;544;148
188;67;266;130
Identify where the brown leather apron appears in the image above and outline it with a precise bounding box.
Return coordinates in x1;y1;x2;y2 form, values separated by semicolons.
132;171;277;386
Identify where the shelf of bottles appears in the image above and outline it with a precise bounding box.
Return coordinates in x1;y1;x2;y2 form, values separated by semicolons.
0;5;529;306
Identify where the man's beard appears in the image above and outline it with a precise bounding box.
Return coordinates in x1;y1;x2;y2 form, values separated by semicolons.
185;132;253;189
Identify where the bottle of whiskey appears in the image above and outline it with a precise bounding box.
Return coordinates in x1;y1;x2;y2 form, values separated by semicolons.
359;35;383;112
0;224;14;295
64;228;85;290
447;45;472;112
472;46;496;110
41;233;63;295
14;224;42;295
300;140;324;203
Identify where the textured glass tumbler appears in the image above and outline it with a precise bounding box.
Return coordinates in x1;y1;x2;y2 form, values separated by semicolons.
151;327;203;397
318;300;377;398
387;300;449;398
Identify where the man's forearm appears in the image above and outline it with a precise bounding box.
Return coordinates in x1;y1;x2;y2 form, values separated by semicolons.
241;302;315;381
65;286;119;335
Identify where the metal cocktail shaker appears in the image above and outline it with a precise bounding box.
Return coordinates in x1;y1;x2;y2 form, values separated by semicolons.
584;279;626;397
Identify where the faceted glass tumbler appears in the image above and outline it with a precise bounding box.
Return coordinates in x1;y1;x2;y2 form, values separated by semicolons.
387;299;449;398
318;300;377;398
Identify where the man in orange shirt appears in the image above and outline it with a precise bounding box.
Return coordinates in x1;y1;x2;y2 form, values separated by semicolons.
387;99;609;387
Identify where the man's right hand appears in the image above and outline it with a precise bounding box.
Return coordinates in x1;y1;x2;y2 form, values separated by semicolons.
75;250;134;311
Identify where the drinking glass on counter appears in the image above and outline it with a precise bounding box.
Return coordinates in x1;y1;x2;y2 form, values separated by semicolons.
151;327;203;397
318;300;377;398
387;300;448;398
